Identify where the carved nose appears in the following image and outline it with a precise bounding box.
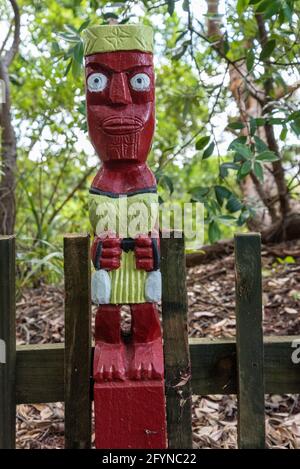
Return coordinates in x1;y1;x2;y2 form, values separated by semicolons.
109;73;132;105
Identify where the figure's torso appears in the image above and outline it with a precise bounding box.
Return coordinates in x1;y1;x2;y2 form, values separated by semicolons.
89;188;158;304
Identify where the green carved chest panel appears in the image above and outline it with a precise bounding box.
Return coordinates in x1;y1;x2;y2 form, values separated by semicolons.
89;191;159;304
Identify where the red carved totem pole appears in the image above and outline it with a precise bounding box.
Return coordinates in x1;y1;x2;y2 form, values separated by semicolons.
83;24;167;448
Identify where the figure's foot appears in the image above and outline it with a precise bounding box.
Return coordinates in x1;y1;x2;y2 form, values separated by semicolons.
94;341;126;382
129;338;164;380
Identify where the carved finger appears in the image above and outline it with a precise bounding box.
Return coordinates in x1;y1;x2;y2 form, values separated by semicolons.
102;237;121;248
100;258;121;270
101;247;122;258
136;258;154;271
134;247;153;258
135;235;152;247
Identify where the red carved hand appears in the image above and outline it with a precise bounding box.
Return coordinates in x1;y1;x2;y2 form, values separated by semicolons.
91;235;122;271
134;234;159;272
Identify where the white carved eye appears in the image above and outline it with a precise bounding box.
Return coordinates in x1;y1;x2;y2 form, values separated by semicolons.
87;73;108;92
130;73;150;91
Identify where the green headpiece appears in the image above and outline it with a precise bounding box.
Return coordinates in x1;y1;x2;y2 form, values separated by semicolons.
83;24;153;56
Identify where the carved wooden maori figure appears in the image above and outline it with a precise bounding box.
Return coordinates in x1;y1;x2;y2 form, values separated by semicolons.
83;24;167;449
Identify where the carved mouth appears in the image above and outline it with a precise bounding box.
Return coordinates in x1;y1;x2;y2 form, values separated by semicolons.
102;117;143;135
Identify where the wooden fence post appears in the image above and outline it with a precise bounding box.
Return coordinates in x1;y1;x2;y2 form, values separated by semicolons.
0;235;16;449
235;233;265;448
161;233;193;449
64;234;91;449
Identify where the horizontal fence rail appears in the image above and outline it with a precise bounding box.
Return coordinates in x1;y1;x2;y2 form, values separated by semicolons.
15;336;300;404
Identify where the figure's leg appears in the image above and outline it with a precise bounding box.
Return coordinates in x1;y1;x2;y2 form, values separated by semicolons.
94;303;167;448
94;304;126;381
129;303;164;380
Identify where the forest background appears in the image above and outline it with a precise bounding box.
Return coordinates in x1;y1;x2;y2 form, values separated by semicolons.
1;0;299;288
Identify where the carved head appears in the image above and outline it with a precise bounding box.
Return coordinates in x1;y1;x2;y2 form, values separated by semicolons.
83;25;154;164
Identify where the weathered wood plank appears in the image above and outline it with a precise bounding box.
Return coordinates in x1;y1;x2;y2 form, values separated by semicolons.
64;234;91;449
0;235;16;448
161;234;192;449
16;343;64;404
235;233;265;449
15;336;300;403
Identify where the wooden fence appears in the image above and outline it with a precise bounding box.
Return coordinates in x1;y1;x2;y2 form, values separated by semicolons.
0;233;299;449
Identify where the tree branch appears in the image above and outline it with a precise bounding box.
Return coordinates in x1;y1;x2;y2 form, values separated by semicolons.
47;165;96;226
3;0;20;67
0;22;13;57
255;13;290;218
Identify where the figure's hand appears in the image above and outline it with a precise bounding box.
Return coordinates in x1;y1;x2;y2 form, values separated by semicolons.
134;235;159;272
91;235;122;271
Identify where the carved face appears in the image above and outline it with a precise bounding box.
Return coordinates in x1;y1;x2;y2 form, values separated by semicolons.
85;51;155;163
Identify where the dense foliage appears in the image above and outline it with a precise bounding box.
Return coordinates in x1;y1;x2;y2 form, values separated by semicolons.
1;0;299;285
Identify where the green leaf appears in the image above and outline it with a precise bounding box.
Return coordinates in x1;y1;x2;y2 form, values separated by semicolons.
233;143;252;160
64;59;72;76
217;215;236;225
196;136;210;150
190;186;210;201
223;34;230;56
208;221;221;244
56;32;79;43
240;160;252;176
203;142;215;159
167;0;175;15
254;136;268;152
182;0;190;11
291;119;300;136
237;0;250;15
237;208;251;226
73;41;83;64
250;117;256;136
158;174;174;194
267;117;285;125
71;57;82;78
246;49;255;72
287;111;300;122
263;0;281;19
254;161;264;181
219;162;239;178
228;121;245;130
280;126;288;141
78;19;91;33
256;150;279;162
172;42;189;61
259;39;276;60
228;136;247;151
256;0;280;15
64;24;80;35
103;12;119;20
175;30;188;44
282;1;293;22
226;195;243;213
254;117;266;126
215;185;232;206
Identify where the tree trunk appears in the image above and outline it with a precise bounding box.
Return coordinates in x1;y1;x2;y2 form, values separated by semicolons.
204;0;300;240
0;62;17;235
0;0;20;235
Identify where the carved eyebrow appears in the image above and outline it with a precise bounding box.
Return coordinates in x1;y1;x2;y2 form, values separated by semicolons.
86;62;151;73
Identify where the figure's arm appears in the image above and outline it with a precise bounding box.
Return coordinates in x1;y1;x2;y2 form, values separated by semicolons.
134;233;160;272
91;234;122;271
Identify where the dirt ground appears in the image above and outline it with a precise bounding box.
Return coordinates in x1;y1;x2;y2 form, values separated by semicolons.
15;240;300;449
